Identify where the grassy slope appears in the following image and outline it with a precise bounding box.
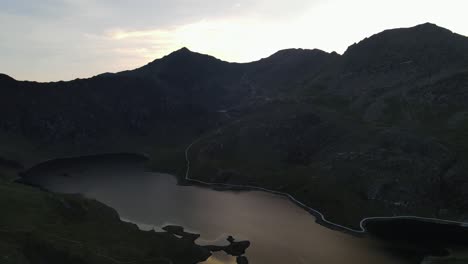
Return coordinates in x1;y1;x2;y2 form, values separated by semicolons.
183;70;468;228
185;100;387;226
0;167;209;264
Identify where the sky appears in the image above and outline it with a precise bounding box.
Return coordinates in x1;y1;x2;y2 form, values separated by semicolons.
0;0;467;82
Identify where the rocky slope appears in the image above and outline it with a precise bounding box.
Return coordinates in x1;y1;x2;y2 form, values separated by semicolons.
1;23;468;228
0;165;210;264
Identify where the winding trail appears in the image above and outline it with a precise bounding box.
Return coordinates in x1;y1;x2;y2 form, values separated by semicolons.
183;136;468;234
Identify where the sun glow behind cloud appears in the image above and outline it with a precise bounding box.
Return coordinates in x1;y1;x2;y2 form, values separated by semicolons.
107;18;301;63
106;0;468;66
0;0;467;81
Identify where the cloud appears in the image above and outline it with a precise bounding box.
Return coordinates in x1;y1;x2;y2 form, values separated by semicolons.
0;0;67;17
0;0;467;81
104;16;316;64
0;0;323;81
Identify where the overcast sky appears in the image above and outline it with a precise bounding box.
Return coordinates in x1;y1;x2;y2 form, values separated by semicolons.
0;0;467;81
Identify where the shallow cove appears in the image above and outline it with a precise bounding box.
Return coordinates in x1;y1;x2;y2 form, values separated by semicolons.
24;156;412;264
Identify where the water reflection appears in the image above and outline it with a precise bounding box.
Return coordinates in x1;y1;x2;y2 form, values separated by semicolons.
201;252;237;264
30;160;411;264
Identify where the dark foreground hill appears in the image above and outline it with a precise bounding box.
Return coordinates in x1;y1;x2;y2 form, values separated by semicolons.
0;166;210;264
1;23;468;231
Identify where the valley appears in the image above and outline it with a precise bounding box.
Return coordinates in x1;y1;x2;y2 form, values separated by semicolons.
2;23;468;263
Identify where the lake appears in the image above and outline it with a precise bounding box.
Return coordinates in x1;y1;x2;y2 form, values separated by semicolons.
25;156;411;264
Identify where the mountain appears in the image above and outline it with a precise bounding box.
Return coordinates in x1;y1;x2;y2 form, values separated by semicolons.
343;23;468;72
1;23;468;228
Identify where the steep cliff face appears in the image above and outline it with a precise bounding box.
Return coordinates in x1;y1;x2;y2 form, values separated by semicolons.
1;23;468;227
0;50;239;144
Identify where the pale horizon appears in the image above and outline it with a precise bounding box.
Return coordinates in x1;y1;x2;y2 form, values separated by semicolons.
1;0;467;82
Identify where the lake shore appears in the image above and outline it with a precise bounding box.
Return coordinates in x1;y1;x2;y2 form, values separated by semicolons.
20;153;468;263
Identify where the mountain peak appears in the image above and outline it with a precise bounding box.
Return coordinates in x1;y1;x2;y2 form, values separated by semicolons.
122;46;229;78
257;48;337;63
342;22;468;72
345;23;457;52
171;47;193;55
414;22;448;30
415;22;439;28
270;48;328;57
160;47;211;61
410;22;453;34
0;73;15;82
178;47;191;52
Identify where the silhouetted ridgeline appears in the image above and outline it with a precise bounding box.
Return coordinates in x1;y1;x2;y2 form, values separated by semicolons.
1;23;468;228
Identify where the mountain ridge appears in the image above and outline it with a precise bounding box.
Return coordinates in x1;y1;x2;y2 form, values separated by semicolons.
1;22;468;228
3;23;467;83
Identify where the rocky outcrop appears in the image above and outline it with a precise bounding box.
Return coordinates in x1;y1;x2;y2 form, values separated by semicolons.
163;226;251;263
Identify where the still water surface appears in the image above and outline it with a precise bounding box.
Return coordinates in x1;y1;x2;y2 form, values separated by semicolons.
30;159;409;264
